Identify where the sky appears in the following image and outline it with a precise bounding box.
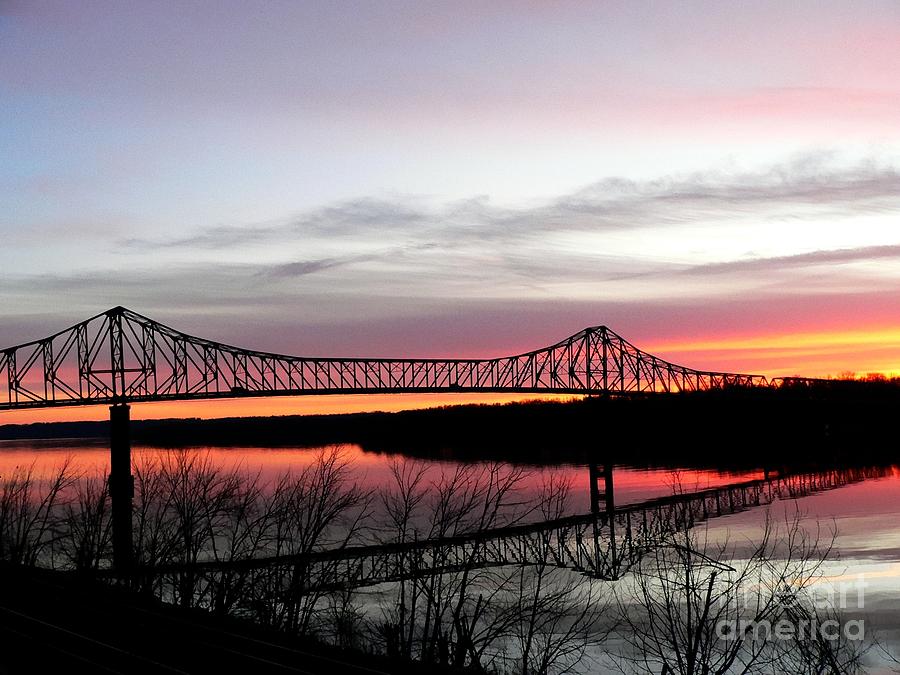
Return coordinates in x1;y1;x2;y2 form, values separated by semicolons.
3;1;900;421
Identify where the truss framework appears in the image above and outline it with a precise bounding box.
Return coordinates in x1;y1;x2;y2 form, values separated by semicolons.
0;306;794;410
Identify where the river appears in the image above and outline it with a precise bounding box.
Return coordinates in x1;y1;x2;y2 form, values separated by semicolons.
1;440;898;672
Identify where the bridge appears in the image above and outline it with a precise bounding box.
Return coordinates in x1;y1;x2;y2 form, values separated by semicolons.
103;465;885;618
0;306;775;411
0;307;821;571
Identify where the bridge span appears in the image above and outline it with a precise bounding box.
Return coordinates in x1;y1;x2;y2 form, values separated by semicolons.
1;306;775;411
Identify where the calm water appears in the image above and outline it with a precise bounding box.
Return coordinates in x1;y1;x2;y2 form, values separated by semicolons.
0;439;770;513
3;440;899;670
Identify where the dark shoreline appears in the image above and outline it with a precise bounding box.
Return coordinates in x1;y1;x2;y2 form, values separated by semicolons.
1;386;898;471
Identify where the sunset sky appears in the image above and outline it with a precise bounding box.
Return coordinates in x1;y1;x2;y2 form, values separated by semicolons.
3;1;900;421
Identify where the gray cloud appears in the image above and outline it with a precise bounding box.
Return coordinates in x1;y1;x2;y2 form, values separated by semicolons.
120;224;283;250
121;198;434;251
262;256;361;279
117;155;900;253
675;244;900;277
260;241;443;279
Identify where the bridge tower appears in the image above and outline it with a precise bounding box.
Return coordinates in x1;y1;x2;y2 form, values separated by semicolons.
105;306;135;572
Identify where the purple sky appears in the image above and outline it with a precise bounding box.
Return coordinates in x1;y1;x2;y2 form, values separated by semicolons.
3;1;900;379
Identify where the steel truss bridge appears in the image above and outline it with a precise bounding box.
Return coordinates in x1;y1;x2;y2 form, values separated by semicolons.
0;307;828;571
106;466;884;612
1;306;783;412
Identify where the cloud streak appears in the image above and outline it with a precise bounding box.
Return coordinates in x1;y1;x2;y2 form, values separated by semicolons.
680;244;900;277
119;154;900;255
104;154;900;314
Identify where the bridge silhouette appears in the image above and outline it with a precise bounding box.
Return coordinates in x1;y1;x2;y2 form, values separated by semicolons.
0;307;824;572
1;306;778;411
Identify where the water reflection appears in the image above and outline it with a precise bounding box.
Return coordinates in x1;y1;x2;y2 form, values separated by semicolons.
2;440;900;671
2;441;898;567
0;440;768;506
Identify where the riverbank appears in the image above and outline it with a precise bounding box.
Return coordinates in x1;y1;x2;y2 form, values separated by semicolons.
1;385;897;469
0;563;458;674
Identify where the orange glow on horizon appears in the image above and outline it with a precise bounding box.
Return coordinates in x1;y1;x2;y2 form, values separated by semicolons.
0;393;579;426
646;324;900;378
0;441;766;509
648;325;900;353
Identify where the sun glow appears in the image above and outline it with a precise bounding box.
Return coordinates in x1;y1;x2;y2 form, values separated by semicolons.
647;325;900;378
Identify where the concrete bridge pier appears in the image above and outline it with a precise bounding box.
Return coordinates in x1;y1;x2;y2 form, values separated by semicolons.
109;403;134;572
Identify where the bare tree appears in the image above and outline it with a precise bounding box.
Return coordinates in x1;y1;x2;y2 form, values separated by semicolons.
509;472;614;675
155;450;242;606
611;507;861;675
256;446;372;635
373;463;614;674
126;446;372;629
204;467;281;616
133;453;182;582
378;459;430;659
373;461;532;667
0;459;74;566
58;471;112;571
422;463;532;670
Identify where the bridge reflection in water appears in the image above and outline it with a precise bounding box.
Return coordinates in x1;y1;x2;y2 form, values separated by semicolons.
102;465;886;611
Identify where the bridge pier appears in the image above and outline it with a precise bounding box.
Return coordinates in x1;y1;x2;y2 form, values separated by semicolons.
588;463;615;516
589;463;617;572
109;403;134;572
